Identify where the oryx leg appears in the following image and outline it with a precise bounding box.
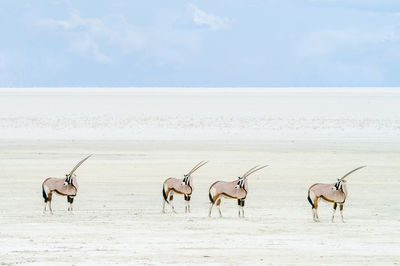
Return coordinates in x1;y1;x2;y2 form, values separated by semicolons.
238;199;245;218
340;204;344;222
331;202;337;222
162;186;168;213
313;197;320;222
162;198;166;213
42;186;49;214
47;191;53;214
208;203;214;217
216;198;222;217
184;195;191;213
48;201;53;214
168;191;176;213
67;196;74;212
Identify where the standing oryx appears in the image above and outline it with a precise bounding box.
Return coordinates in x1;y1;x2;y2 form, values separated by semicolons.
42;155;92;214
208;165;268;218
162;160;208;213
307;165;366;222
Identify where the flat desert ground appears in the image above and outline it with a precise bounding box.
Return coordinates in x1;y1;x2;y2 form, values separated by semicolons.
0;88;399;265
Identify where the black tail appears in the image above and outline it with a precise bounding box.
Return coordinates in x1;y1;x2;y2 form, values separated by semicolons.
162;186;169;204
307;191;315;209
209;191;214;204
42;185;48;202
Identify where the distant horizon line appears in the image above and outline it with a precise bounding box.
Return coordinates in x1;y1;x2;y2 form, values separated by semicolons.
1;86;400;89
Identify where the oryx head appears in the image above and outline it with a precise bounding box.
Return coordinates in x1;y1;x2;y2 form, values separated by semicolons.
235;177;245;189
332;166;366;191
235;165;269;189
63;154;92;186
64;174;73;186
181;160;208;186
333;179;346;191
181;174;190;186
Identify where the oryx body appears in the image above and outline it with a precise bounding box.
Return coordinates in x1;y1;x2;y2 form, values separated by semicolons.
307;166;366;222
162;161;208;213
42;155;92;214
208;165;268;218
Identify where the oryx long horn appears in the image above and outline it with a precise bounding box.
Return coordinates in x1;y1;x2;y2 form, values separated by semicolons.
242;165;269;179
68;154;93;176
240;165;260;178
340;165;366;180
187;160;208;175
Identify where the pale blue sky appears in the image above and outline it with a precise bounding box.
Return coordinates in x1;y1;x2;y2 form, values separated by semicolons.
1;0;399;87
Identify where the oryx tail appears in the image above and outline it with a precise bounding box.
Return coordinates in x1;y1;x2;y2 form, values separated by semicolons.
162;185;169;204
42;184;48;202
307;189;315;208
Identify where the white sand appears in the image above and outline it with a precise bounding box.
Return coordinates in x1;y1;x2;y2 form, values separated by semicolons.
0;88;399;265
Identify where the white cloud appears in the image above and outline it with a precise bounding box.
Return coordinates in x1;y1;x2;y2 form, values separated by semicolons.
37;9;198;64
187;3;229;30
39;10;111;62
38;10;148;62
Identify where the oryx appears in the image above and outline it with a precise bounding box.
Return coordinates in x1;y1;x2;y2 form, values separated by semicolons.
162;160;208;213
208;165;268;218
307;165;366;222
42;155;92;214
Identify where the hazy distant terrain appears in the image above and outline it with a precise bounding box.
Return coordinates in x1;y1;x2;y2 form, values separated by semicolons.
0;88;399;141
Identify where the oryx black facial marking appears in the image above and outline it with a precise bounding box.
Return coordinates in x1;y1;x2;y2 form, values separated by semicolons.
235;177;245;189
334;180;343;191
181;174;190;185
64;174;72;186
